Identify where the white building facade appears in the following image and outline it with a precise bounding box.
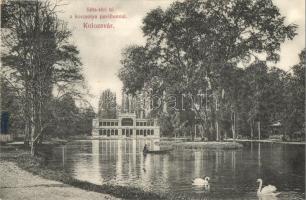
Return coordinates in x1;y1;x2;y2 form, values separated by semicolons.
92;112;160;138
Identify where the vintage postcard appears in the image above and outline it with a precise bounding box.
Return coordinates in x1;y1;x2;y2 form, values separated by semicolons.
0;0;305;199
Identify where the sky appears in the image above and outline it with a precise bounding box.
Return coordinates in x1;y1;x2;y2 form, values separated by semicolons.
57;0;305;111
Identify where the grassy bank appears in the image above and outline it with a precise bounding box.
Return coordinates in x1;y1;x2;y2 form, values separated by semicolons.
172;141;243;150
0;145;192;200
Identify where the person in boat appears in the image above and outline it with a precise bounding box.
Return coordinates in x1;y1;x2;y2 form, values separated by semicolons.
143;144;148;153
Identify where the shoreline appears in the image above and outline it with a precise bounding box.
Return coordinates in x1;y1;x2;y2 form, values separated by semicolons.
60;135;305;146
0;160;120;200
10;134;301;145
172;141;243;149
224;139;306;145
0;146;186;200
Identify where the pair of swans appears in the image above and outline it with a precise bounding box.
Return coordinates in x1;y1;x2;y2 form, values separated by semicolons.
192;177;280;197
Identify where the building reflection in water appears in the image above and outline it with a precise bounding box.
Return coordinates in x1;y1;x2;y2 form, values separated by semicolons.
116;139;123;181
70;140;241;192
161;154;170;191
71;140;103;185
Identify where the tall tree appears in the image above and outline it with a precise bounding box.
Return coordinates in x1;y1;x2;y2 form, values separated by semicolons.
119;0;297;140
98;89;117;119
1;0;83;155
284;49;305;138
45;95;95;138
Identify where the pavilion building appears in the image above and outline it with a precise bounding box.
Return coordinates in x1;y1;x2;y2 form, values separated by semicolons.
92;112;160;138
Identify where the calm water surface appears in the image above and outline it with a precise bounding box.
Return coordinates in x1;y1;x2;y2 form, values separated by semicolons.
49;140;305;200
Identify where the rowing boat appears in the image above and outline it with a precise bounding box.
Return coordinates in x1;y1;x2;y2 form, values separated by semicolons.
143;148;173;154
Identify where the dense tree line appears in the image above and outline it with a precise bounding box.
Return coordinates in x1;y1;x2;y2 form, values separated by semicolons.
119;0;304;141
44;95;95;138
1;78;95;140
1;78;24;136
1;0;90;154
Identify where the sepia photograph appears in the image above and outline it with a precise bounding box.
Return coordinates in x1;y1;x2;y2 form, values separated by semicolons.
0;0;305;199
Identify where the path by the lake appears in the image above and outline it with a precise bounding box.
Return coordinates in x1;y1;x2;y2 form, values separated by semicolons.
0;161;121;200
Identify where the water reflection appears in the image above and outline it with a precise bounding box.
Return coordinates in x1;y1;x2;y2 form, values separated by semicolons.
258;142;261;174
50;140;305;200
61;146;65;167
258;196;279;200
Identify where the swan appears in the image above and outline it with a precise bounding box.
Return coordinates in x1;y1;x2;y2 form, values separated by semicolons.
256;178;280;197
192;176;210;187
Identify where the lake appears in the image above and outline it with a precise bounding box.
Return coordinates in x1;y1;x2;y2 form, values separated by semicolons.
49;140;305;200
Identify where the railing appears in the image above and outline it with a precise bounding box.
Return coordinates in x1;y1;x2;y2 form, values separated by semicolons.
0;134;13;142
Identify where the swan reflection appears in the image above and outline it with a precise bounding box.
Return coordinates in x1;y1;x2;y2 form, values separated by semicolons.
258;195;279;200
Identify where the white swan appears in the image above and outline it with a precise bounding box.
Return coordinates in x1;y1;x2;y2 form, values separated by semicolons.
192;176;210;187
257;178;280;197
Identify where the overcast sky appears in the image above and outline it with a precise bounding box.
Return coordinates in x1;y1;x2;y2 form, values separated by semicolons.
58;0;305;111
